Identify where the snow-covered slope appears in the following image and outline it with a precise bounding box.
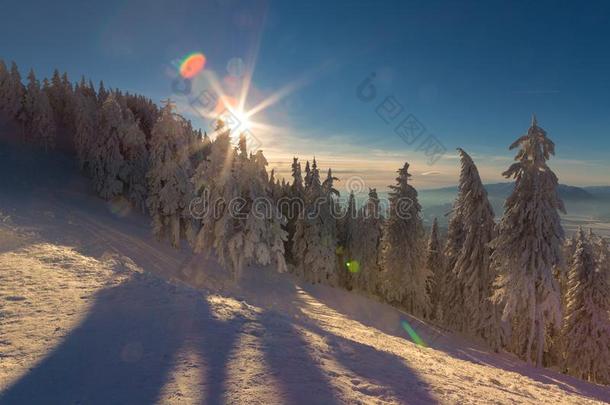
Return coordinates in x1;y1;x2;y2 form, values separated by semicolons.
1;147;609;404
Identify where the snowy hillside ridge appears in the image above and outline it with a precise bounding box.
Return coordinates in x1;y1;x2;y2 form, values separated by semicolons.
1;189;609;404
1;60;610;391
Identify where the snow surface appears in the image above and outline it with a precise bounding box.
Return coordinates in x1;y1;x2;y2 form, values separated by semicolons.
1;150;609;404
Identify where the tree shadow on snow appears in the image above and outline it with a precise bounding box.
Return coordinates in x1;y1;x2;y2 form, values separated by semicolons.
257;285;437;405
295;282;610;403
0;275;246;405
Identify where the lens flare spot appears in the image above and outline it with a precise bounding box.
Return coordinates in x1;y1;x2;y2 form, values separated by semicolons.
180;52;206;79
108;197;131;217
401;320;426;347
345;260;360;273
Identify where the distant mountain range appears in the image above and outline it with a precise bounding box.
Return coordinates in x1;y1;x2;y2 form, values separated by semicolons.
421;182;610;201
418;183;610;226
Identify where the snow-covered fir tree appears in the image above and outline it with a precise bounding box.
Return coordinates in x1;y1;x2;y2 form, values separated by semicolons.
224;142;288;278
90;94;125;199
193;129;288;277
425;217;444;320
562;229;610;384
188;129;210;173
124;92;159;140
490;116;565;365
304;160;312;188
292;159;339;285
191;121;238;256
379;162;429;317
441;195;466;330
0;60;8;118
97;81;108;106
283;157;305;263
339;190;358;289
350;187;384;295
119;110;149;212
595;235;610;295
45;69;69;129
146;101;194;248
22;69;56;150
290;157;304;197
73;77;98;170
448;148;499;345
0;61;25;121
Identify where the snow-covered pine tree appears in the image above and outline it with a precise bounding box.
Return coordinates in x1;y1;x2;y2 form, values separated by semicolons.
562;233;578;289
379;162;429;317
0;60;7;111
22;69;56;150
90;94;125;199
350;187;384;295
425;217;444;320
192;121;238;256
120;110;149;212
188;129;211;171
339;190;358;290
290;157;304;197
292;159;339;285
440;194;465;330
21;69;38;139
595;236;610;296
282;157;305;264
304;160;311;189
125;93;159;140
0;61;25;121
45;69;66;127
449;148;499;344
562;229;610;384
322;168;341;284
97;81;108;106
73;77;98;170
223;143;288;278
60;71;75;134
490;116;565;365
146;101;194;248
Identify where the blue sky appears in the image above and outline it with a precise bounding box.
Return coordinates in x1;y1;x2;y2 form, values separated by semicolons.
1;0;609;189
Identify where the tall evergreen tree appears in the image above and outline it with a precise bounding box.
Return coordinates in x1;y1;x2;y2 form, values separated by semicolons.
490;116;565;365
379;162;429;317
120;110;149;212
222;143;288;278
339;190;358;289
22;69;55;150
447;149;499;344
562;229;610;384
146;101;194;248
0;61;25;121
290;157;304;197
292;159;339;285
304;160;312;189
73;78;98;170
351;188;384;295
282;157;305;264
91;94;125;199
425;218;444;320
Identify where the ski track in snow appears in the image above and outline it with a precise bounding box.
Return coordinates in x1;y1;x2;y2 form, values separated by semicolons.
1;174;609;404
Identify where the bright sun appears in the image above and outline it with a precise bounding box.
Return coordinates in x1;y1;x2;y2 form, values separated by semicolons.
231;109;252;133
